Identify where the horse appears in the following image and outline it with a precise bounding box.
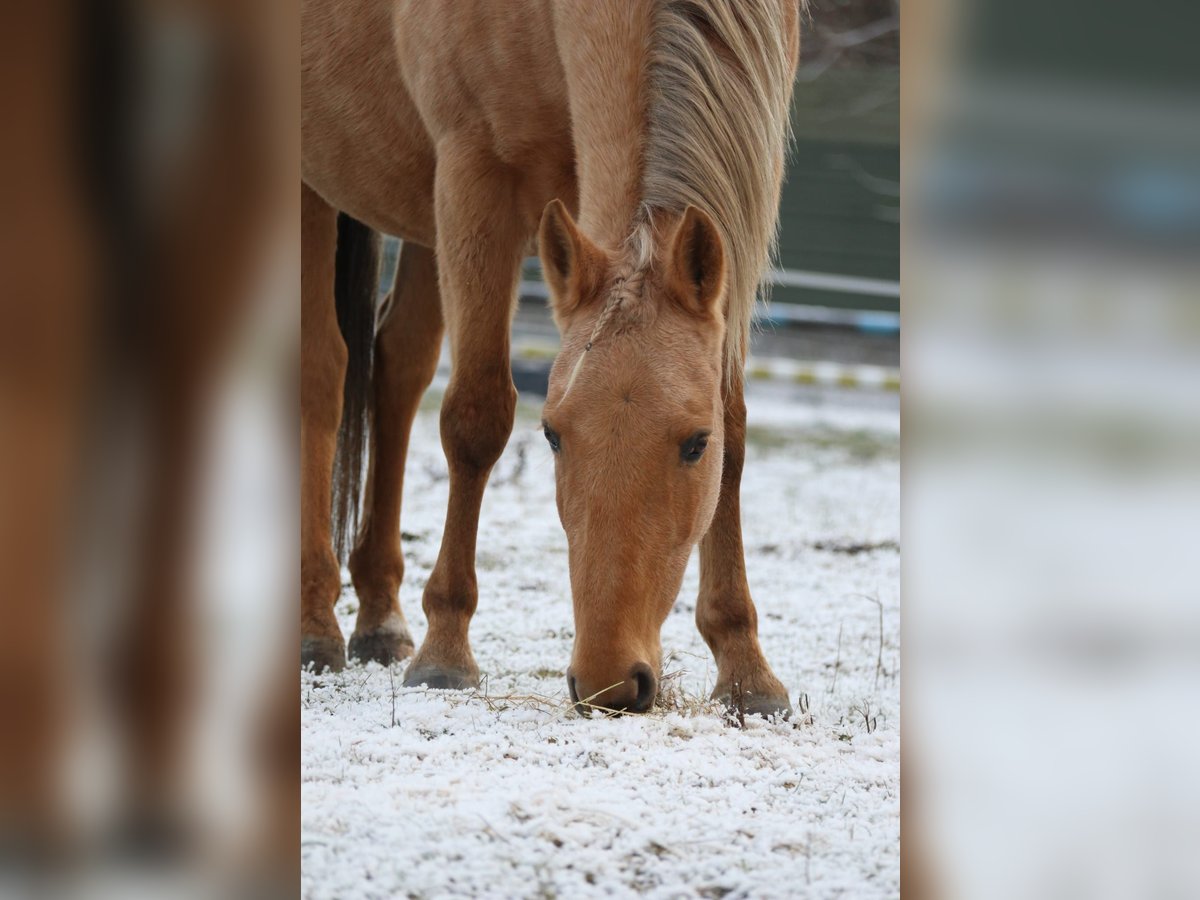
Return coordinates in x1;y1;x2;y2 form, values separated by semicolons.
301;0;801;717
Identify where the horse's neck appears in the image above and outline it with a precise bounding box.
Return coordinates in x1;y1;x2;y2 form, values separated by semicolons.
553;2;654;251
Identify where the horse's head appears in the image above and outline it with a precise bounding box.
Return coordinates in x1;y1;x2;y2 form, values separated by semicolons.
537;200;728;713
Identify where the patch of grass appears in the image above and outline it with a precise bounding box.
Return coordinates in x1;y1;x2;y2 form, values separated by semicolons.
794;370;819;385
420;386;545;423
745;424;899;462
743;425;795;451
812;539;899;555
475;551;505;571
515;345;558;362
394;667;736;726
340;653;802;731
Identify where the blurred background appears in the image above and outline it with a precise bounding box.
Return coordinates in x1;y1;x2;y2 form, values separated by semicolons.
905;0;1200;896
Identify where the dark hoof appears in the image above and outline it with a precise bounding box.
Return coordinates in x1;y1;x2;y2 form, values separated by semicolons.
745;693;794;721
109;809;195;863
718;688;794;723
301;635;346;673
402;663;479;691
348;625;415;666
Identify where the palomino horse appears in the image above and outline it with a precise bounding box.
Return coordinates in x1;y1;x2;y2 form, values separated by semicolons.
302;0;800;717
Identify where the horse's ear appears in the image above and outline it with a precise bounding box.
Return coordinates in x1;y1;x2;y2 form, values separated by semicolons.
668;206;726;318
538;200;600;326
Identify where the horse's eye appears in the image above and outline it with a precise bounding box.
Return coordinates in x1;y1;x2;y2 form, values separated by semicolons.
681;431;709;464
543;423;561;453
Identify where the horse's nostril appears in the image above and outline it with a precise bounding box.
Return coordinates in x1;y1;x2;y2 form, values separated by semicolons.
569;665;656;714
629;663;657;713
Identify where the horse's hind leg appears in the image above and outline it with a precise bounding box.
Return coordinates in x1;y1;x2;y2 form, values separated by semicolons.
348;242;443;664
696;381;793;719
300;183;348;672
403;144;523;689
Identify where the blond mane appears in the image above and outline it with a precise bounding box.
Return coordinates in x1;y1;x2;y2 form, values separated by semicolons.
640;0;798;388
552;0;799;393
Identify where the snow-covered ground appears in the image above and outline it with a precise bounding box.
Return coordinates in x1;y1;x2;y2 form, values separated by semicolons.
302;381;900;898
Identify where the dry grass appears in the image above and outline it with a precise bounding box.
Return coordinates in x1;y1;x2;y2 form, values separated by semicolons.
368;662;760;728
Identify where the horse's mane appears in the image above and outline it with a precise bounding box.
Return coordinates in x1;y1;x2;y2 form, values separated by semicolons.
639;0;798;388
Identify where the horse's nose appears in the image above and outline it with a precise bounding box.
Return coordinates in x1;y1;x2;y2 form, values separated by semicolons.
627;663;658;712
567;663;658;714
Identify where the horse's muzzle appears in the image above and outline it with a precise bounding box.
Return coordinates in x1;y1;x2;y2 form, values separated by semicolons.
567;662;657;714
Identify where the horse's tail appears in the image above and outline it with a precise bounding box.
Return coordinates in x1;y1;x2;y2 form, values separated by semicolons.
332;212;379;564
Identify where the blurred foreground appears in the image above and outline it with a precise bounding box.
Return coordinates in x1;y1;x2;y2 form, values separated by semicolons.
0;2;295;895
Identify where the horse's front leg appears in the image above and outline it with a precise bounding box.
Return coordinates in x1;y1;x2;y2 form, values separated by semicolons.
696;378;793;719
402;142;524;689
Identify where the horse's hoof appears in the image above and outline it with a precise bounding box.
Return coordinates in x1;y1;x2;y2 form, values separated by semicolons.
348;623;415;666
715;680;794;723
736;692;794;722
109;808;195;863
402;663;479;691
301;635;346;673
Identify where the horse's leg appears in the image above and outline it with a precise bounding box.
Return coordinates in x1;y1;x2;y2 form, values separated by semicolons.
113;360;210;839
300;183;348;672
115;180;273;840
696;380;793;718
403;146;522;689
347;242;443;664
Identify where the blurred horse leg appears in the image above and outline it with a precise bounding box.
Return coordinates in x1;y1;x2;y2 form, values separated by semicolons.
0;1;90;839
111;154;270;841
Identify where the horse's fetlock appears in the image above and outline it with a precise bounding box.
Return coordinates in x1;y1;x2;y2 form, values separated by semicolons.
301;552;341;601
422;575;478;621
697;595;758;646
349;541;404;593
426;592;477;620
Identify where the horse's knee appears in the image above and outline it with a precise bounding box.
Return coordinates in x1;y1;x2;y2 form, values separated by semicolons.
440;370;516;477
697;592;758;645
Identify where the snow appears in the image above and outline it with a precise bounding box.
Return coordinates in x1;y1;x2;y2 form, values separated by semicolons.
302;382;899;898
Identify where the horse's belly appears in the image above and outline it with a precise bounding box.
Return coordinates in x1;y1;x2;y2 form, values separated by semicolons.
303;0;578;244
301;0;437;243
301;116;437;244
